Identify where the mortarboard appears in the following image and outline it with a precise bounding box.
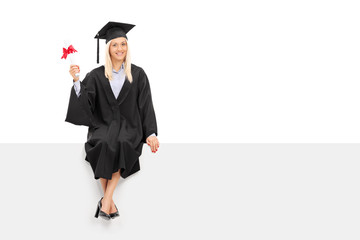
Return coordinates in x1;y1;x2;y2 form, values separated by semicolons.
94;21;136;64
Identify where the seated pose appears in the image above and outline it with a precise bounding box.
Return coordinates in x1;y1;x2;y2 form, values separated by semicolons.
65;21;159;220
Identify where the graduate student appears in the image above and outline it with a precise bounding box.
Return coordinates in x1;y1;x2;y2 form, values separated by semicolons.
65;21;159;220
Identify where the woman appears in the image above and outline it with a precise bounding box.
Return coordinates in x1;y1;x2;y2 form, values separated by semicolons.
65;21;159;220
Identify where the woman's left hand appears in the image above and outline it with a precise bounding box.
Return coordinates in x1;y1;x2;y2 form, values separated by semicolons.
146;136;159;153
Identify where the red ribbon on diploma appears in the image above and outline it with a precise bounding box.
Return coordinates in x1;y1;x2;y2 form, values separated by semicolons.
61;45;78;60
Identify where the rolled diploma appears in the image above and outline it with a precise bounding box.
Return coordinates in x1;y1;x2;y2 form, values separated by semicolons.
69;53;80;77
64;40;80;77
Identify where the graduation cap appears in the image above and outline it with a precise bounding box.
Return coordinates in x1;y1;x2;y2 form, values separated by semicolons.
94;21;136;64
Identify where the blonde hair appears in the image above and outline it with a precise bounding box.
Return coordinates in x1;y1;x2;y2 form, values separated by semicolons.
104;38;133;83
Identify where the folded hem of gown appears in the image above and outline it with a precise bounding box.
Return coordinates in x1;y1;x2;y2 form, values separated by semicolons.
85;141;141;180
90;161;141;180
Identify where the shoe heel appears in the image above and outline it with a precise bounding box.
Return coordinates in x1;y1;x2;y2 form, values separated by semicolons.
94;205;100;218
95;197;111;220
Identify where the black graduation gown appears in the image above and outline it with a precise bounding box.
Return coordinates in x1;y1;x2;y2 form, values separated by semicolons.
65;64;158;180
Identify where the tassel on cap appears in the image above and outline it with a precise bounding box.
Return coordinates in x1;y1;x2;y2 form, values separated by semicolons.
96;33;99;64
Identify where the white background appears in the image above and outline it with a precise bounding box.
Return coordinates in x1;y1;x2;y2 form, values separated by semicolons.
1;1;360;239
0;0;359;143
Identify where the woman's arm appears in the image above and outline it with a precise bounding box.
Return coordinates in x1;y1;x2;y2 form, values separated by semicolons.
73;79;81;97
138;68;158;143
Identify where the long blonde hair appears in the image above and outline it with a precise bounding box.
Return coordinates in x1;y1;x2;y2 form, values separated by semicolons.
104;39;133;83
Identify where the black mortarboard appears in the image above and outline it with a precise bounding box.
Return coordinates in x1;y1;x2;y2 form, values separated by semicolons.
94;21;135;64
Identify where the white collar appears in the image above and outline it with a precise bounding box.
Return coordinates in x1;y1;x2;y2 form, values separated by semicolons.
112;62;125;73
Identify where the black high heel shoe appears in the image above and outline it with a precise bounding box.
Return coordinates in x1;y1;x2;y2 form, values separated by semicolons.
110;204;120;219
94;197;111;220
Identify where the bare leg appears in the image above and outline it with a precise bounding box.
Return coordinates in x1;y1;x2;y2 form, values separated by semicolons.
99;178;117;213
100;170;121;214
100;178;108;194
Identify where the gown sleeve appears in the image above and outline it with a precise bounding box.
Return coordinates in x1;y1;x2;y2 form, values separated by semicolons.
138;68;158;143
65;72;96;127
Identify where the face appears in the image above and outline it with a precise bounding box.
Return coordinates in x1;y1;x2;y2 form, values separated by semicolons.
109;37;128;62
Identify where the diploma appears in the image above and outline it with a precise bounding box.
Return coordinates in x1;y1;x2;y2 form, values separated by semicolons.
61;41;80;77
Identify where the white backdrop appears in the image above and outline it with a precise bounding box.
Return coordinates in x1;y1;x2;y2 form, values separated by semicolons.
0;0;359;143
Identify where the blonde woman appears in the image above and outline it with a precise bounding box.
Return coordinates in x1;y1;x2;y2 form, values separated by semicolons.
65;21;159;220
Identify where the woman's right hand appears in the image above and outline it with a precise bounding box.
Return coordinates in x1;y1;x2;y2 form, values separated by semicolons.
69;64;80;82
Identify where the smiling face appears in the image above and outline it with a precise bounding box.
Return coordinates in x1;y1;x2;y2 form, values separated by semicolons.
109;37;128;63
